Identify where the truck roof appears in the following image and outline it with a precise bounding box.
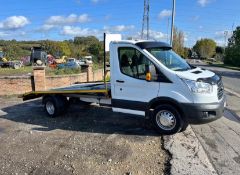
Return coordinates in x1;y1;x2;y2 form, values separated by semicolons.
111;40;172;49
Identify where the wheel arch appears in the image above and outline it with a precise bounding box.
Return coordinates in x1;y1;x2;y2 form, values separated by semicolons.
42;94;54;104
42;94;68;105
146;97;186;121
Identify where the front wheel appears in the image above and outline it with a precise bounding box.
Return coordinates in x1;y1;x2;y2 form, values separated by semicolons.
152;104;185;135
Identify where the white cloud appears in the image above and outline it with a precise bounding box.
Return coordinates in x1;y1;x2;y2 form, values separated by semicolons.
184;34;189;42
45;14;90;26
0;31;9;37
191;16;200;21
61;26;101;37
40;14;91;32
91;0;108;4
149;30;168;40
0;30;28;40
39;24;56;31
133;30;168;41
198;0;211;7
75;0;81;4
91;0;101;3
78;14;91;23
214;39;225;46
104;15;111;21
0;16;30;30
158;9;172;19
103;25;135;32
215;30;232;39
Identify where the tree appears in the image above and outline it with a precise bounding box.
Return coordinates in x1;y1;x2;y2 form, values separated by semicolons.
2;42;29;60
182;47;192;59
0;36;104;64
193;39;216;59
41;41;71;57
58;41;71;56
225;26;240;66
74;36;99;45
172;27;185;57
215;46;224;62
216;46;224;54
88;43;101;55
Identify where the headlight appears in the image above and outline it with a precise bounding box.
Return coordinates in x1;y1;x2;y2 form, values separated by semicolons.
182;79;213;94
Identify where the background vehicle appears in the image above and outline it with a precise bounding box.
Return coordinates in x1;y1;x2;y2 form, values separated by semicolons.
83;56;93;64
0;50;23;69
30;47;48;66
21;36;225;135
57;58;81;69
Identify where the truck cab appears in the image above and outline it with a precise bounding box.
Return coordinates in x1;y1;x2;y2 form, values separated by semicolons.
110;40;226;134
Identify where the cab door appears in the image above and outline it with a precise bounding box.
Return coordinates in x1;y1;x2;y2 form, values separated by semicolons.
112;46;160;116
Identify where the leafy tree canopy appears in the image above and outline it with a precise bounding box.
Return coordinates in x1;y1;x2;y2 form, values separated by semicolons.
193;39;216;59
225;26;240;66
0;36;104;62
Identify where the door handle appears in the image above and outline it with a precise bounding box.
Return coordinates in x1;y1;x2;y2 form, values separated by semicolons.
116;80;125;83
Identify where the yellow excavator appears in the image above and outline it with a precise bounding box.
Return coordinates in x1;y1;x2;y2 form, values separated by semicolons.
55;55;67;64
0;50;7;62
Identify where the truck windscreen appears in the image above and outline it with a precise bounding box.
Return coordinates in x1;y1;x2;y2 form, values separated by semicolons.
146;48;191;71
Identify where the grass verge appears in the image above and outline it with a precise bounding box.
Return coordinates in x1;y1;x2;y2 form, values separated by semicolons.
0;66;84;76
0;66;32;76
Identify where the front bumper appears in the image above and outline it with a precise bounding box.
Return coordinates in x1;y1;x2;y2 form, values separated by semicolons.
181;96;226;124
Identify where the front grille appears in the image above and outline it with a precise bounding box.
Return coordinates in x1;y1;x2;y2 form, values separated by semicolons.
217;80;224;100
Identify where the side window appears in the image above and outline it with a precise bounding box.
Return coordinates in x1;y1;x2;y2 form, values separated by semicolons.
118;47;159;81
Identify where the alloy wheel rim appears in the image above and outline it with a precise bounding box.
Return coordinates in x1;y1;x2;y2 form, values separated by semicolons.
156;110;176;130
46;101;55;115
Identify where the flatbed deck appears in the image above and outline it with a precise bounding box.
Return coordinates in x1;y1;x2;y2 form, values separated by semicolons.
21;82;111;101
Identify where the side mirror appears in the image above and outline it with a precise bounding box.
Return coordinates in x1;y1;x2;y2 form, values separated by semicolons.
146;64;157;81
146;72;152;81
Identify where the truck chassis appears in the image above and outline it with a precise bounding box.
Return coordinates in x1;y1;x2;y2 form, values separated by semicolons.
20;82;111;117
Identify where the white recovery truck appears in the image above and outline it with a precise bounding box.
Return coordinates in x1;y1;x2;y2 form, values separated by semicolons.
21;37;226;135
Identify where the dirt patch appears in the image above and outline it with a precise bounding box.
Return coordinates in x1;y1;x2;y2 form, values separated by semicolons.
0;96;168;175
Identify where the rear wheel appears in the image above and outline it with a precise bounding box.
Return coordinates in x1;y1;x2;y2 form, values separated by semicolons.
43;95;68;117
152;104;184;135
45;100;55;116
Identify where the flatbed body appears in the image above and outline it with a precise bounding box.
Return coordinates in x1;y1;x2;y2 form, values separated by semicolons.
21;82;111;102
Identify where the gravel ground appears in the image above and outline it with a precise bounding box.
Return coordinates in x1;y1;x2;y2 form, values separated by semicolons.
0;96;168;175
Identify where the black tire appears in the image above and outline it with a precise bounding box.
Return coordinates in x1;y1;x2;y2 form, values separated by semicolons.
180;122;189;132
151;104;184;135
43;95;68;117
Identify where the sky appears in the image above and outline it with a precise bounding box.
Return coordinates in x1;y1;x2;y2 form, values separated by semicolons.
0;0;239;47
